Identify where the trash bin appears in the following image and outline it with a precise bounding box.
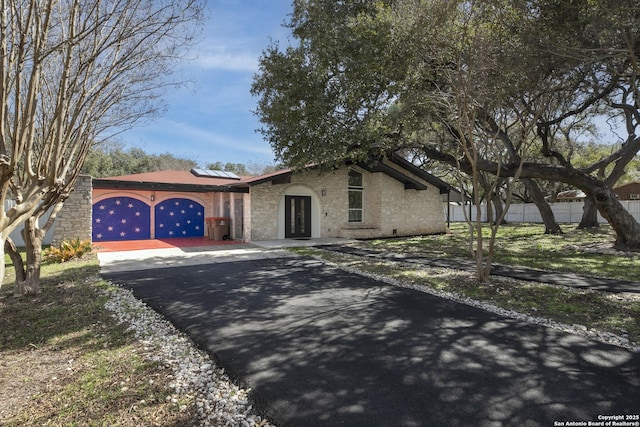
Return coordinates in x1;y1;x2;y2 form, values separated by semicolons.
206;217;230;241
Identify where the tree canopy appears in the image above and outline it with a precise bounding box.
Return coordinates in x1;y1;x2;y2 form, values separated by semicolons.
252;0;640;250
82;143;198;177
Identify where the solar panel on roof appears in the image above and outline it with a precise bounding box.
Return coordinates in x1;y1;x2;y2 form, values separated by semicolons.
191;168;207;177
219;170;241;179
190;168;241;180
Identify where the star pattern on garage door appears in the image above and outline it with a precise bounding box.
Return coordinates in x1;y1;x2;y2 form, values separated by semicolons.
92;196;150;241
154;198;204;238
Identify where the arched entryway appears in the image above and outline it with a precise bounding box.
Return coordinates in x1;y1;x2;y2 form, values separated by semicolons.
277;185;321;239
284;195;312;238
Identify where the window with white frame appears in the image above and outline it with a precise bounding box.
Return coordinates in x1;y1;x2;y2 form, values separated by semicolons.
348;169;363;222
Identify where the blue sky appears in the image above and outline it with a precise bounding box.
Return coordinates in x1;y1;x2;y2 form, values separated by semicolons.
117;1;626;171
118;1;294;168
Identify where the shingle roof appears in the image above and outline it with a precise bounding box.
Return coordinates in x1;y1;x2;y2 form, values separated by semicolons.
614;181;640;190
100;170;252;186
244;168;293;185
93;170;252;193
93;156;456;195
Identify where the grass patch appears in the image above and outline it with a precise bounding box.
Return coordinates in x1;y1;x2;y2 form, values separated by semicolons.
366;223;639;281
0;253;195;426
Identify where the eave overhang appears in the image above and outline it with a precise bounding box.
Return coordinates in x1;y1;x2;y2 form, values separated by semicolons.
246;171;293;186
388;153;457;195
92;179;250;193
357;161;429;190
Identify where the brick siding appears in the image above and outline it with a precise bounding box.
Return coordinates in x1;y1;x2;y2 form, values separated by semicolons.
249;163;446;241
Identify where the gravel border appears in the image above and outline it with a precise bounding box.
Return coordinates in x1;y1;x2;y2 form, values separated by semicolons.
103;285;274;427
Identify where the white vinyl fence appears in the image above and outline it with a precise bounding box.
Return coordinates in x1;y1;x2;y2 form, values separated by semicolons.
3;201;56;247
447;200;640;224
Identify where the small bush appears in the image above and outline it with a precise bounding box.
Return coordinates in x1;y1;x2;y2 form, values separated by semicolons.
45;238;93;263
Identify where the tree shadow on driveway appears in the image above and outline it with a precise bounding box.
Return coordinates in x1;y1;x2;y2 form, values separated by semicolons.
103;257;640;427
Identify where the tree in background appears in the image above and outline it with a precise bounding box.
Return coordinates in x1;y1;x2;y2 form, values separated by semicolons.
82;142;198;177
206;161;251;176
205;161;282;176
1;0;204;294
570;141;640;228
82;143;281;178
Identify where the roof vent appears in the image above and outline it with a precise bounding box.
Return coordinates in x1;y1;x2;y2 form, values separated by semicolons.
190;168;241;180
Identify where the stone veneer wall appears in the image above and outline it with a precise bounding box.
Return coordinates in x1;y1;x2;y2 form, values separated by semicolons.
379;177;444;235
339;163;446;239
248;169;345;241
249;180;285;241
51;174;93;246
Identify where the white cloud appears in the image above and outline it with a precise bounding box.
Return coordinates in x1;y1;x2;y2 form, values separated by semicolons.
194;50;258;72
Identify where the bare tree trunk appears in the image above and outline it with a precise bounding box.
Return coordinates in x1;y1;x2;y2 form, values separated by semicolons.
578;195;599;229
480;174;503;225
592;188;640;249
480;174;509;226
0;239;5;291
15;217;44;295
489;188;507;225
491;196;503;224
4;238;26;285
478;118;560;234
0;0;203;296
13;190;69;295
522;178;563;234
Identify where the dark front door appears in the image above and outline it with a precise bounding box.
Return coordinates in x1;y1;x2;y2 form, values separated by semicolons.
285;195;312;238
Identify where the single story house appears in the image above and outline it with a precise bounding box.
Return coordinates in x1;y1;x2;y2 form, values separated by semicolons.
91;154;452;243
552;190;586;202
614;181;640;201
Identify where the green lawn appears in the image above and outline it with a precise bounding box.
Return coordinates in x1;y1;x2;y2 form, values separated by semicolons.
366;223;638;282
0;254;195;426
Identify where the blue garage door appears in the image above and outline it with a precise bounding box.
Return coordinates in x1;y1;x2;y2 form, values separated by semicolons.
93;197;151;241
154;198;204;238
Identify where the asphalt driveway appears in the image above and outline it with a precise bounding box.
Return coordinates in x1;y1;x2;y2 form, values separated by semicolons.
101;252;640;426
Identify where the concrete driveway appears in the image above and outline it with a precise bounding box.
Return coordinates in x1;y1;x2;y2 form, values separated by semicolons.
99;246;640;426
97;238;353;274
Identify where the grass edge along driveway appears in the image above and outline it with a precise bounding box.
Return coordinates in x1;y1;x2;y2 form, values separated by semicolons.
292;223;640;348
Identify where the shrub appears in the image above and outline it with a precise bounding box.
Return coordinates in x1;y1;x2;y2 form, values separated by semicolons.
45;238;93;263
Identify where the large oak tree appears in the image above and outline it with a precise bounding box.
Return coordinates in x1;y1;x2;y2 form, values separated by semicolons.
253;0;640;253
